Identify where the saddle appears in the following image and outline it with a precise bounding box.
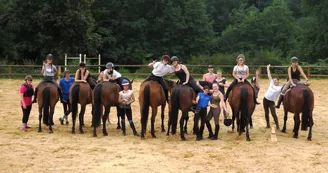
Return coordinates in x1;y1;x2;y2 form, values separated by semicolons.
284;82;308;94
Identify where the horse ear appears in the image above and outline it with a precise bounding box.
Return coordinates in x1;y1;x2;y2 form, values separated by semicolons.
176;80;179;84
130;79;134;84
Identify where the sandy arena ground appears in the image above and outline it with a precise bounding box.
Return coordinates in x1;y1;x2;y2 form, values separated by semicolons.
0;79;327;173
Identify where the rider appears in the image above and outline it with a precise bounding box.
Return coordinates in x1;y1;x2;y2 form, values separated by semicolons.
224;54;260;105
276;57;310;109
263;64;282;129
20;75;34;131
32;54;63;103
74;62;97;89
250;70;260;103
59;70;75;125
171;56;203;94
118;79;140;136
144;55;174;103
202;65;217;84
103;62;123;87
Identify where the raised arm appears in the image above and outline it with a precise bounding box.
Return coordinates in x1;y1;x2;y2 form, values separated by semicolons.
255;69;260;89
41;62;46;74
148;60;157;68
267;64;272;81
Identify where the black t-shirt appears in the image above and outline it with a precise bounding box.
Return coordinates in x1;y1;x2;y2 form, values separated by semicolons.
214;78;226;95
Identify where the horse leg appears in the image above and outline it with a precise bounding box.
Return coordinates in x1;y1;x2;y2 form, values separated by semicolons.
79;105;86;134
180;112;187;141
38;107;42;133
116;106;121;129
307;112;314;141
293;113;300;139
184;112;189;134
151;107;157;138
249;115;253;129
161;105;165;132
245;114;251;141
49;107;54;134
281;111;288;133
166;111;171;136
102;107;110;136
232;109;237;132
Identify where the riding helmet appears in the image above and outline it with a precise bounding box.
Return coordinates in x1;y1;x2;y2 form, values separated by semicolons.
224;118;233;126
46;54;54;60
251;77;256;83
24;75;33;81
106;62;114;68
171;56;179;62
291;57;298;62
122;79;130;86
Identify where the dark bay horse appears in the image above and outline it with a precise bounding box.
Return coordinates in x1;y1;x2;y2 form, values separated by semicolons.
139;81;166;138
281;84;314;140
92;81;121;137
228;82;255;141
70;82;92;134
166;85;196;140
37;82;59;133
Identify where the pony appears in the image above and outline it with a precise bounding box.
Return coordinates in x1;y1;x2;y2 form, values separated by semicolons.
69;82;92;134
281;84;314;140
166;84;196;140
228;82;255;141
92;81;121;137
36;82;59;133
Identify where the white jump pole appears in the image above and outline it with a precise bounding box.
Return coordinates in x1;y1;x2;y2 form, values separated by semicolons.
98;54;101;73
64;54;67;71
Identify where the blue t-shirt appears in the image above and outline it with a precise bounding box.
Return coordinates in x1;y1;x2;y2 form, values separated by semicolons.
197;92;211;108
59;77;75;101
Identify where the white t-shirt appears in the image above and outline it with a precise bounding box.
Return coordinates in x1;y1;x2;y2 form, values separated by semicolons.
103;69;122;79
233;65;249;79
43;64;57;77
152;62;174;77
264;80;282;102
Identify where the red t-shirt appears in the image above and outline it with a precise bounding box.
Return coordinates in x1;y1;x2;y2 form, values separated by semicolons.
20;83;33;107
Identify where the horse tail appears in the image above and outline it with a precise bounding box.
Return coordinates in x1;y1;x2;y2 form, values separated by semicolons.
92;84;103;127
240;86;248;131
71;84;80;123
42;87;50;125
141;85;150;132
170;88;180;134
301;89;310;131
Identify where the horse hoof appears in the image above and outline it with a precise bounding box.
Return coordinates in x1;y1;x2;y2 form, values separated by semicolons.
281;129;286;133
38;130;42;133
307;138;312;141
250;126;253;129
184;130;188;134
151;135;156;138
134;133;140;137
116;126;121;130
141;136;145;139
266;126;270;129
80;131;84;134
293;135;298;139
196;138;202;141
123;132;126;136
161;129;166;132
49;131;53;134
66;121;69;125
103;133;108;136
93;134;97;137
72;131;75;134
246;138;251;141
181;137;187;141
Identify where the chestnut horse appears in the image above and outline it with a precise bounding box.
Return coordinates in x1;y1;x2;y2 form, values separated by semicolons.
228;82;255;141
281;84;314;140
37;82;59;133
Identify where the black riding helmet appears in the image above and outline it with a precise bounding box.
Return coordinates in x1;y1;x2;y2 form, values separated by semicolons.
171;56;179;62
224;118;233;126
46;54;53;60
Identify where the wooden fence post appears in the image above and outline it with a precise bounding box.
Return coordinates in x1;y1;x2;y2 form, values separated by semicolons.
8;65;12;79
258;66;262;79
307;67;310;78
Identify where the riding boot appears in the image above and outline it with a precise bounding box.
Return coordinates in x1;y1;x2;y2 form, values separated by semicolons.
211;125;219;140
206;121;213;139
32;87;38;103
130;121;140;136
254;96;260;105
275;95;284;109
224;87;232;102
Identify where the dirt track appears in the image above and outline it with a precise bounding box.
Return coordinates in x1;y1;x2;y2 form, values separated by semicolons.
0;79;327;173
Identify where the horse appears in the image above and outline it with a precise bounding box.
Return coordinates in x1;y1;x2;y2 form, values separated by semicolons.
166;84;196;140
228;82;255;141
36;82;59;133
92;81;121;137
69;82;92;134
281;84;314;140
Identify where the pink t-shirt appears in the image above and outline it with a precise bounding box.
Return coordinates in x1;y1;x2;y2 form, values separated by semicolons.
204;73;217;83
20;84;33;107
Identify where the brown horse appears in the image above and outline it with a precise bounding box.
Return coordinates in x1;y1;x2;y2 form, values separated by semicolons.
228;82;255;141
92;81;121;137
166;84;196;140
69;82;92;134
281;84;314;140
37;82;59;133
139;81;166;138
